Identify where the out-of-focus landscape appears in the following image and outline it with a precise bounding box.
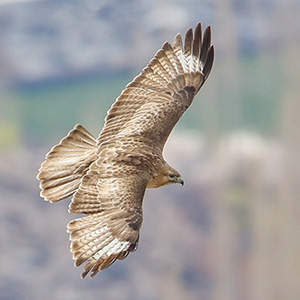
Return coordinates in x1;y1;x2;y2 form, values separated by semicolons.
1;0;300;299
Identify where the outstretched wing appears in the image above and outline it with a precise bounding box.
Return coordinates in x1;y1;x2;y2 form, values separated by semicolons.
68;162;149;278
97;23;214;148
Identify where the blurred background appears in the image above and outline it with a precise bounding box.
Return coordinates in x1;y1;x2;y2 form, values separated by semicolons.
1;0;300;299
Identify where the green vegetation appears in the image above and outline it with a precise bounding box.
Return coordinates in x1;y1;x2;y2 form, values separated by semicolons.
1;52;281;148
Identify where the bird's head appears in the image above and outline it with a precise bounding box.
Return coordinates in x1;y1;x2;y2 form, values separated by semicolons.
167;172;184;186
147;165;184;188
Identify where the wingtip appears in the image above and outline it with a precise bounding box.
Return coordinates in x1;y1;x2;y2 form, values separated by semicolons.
203;45;214;79
173;32;183;49
195;22;202;31
203;25;212;44
185;27;193;35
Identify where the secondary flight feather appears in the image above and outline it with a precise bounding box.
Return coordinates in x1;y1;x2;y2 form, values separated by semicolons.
37;23;214;278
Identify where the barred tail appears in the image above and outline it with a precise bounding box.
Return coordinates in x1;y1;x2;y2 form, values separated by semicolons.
37;124;97;202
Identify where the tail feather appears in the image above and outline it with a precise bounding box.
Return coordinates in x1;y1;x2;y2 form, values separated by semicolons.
37;124;97;202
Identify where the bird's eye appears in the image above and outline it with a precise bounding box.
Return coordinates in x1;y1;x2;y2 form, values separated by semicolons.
169;174;176;179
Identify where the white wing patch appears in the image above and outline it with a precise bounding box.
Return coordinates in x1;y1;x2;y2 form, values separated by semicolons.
67;211;137;278
94;237;130;259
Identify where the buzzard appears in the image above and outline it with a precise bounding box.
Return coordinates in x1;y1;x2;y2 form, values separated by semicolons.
37;23;214;278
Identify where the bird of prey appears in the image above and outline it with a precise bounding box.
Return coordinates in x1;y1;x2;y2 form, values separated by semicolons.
37;23;214;278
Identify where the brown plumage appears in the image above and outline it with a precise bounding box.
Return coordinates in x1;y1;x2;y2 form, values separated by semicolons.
37;23;214;278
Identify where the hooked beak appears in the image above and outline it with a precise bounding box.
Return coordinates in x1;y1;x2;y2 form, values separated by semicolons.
179;179;184;186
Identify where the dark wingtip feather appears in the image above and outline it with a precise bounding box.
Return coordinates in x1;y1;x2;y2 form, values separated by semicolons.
193;23;202;57
184;28;193;56
203;45;214;79
200;25;212;65
81;262;94;279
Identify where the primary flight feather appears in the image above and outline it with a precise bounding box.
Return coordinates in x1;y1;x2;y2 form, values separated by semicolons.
37;23;214;278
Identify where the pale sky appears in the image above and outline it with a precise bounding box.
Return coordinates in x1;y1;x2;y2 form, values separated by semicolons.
0;0;40;5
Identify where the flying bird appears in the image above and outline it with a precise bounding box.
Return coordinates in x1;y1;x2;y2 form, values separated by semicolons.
37;23;214;278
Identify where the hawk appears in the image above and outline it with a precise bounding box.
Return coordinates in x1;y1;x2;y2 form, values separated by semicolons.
37;23;214;278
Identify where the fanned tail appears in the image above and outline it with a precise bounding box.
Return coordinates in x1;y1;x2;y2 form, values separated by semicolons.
37;124;97;202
